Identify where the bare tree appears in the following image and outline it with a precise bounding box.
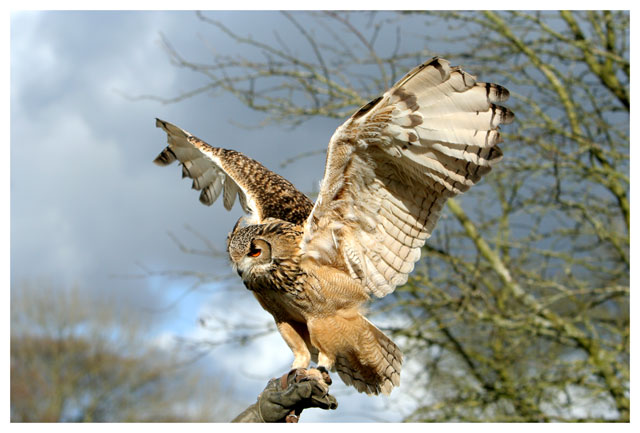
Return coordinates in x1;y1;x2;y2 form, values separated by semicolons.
156;11;629;422
10;280;241;422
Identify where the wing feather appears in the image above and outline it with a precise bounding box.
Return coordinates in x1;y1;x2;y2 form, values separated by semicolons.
223;175;240;210
154;119;313;225
301;57;513;297
199;173;224;206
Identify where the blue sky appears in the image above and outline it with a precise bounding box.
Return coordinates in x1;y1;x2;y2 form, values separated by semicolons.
10;10;334;321
9;6;633;425
9;10;424;422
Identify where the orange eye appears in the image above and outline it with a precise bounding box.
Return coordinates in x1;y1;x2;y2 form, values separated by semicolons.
248;248;262;258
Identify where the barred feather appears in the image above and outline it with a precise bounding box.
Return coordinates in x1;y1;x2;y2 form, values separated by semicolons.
155;57;512;397
154;118;313;225
303;57;513;301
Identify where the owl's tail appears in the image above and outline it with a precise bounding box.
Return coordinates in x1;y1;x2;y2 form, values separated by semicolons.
309;312;403;395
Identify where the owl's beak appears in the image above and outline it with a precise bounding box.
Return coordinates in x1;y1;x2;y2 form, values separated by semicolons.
235;258;249;278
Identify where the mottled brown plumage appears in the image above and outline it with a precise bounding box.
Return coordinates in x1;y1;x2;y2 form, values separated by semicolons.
154;57;513;395
154;119;313;225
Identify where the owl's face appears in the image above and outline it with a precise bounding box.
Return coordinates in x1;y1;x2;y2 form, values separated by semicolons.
227;225;274;282
227;221;304;290
233;238;274;282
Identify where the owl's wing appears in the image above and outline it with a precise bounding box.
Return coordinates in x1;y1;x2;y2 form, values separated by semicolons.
154;119;313;226
301;58;513;298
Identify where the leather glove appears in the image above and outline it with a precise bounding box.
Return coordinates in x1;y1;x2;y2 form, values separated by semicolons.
231;369;337;422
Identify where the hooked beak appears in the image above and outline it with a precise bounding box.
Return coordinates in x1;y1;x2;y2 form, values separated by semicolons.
235;257;250;279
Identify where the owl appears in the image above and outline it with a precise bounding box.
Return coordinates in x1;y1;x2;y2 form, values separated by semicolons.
154;58;513;395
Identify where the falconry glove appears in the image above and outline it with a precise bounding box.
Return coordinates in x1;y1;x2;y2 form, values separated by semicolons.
231;369;337;423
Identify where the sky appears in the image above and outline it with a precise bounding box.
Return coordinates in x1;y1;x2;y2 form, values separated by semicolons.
9;10;424;422
7;5;636;426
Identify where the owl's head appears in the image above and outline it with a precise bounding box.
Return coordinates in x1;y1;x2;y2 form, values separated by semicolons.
227;221;303;285
227;225;272;278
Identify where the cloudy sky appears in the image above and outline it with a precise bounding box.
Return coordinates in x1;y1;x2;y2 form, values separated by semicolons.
10;10;436;422
10;10;336;316
7;3;636;428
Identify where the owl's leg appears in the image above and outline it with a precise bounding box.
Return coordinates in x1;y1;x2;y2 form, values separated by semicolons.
278;321;332;386
317;353;334;385
317;352;334;368
277;321;311;369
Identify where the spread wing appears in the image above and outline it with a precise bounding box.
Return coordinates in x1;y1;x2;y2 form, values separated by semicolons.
154;119;313;226
301;57;514;297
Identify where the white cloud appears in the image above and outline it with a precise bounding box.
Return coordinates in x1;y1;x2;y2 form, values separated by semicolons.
9;11;438;423
158;286;423;422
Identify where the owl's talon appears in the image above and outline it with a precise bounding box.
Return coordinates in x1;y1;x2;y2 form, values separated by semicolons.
316;366;332;385
288;368;331;391
285;368;309;384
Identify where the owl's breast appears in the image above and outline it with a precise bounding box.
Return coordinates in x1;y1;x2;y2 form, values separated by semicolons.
244;264;312;322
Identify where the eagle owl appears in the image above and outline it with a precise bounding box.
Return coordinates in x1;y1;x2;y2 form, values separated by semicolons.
154;58;513;395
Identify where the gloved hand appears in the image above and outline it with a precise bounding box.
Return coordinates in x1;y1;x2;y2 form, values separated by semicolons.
231;368;338;423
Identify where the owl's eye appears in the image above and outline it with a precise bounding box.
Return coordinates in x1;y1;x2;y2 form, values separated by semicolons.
248;247;262;257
